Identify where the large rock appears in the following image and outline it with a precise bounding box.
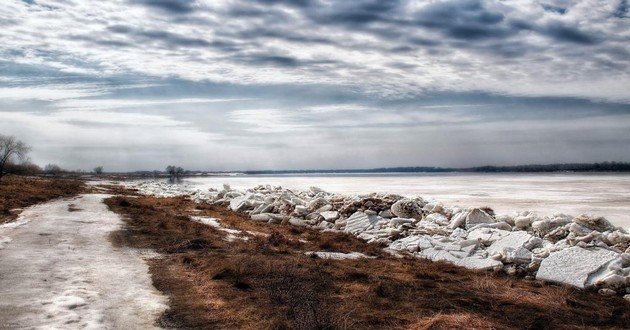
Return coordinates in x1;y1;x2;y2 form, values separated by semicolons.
229;193;252;212
465;208;495;229
390;199;423;220
448;211;469;229
320;211;339;222
573;214;615;233
344;212;381;234
487;231;538;264
456;257;503;270
419;248;460;263
536;246;619;289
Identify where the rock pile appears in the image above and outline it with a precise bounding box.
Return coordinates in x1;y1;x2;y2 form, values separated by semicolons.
127;181;630;298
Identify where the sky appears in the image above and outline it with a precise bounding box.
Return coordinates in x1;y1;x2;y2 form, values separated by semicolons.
0;0;629;172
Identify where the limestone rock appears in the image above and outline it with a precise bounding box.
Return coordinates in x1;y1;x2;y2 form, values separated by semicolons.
419;248;460;263
307;197;328;212
391;199;423;220
229;193;252;212
425;213;450;226
573;214;615;233
288;217;307;227
456;257;503;270
487;231;537;264
344;212;381;234
465;208;495;229
250;214;271;222
320;211;339;222
448;211;468;229
536;246;619;289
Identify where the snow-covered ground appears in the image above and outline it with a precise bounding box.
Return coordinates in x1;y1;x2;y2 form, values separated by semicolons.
0;194;167;329
183;173;630;228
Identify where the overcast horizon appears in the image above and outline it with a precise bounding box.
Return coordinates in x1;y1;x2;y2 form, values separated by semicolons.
1;0;629;172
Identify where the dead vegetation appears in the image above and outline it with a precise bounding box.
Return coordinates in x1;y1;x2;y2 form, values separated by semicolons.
0;176;86;224
104;193;630;330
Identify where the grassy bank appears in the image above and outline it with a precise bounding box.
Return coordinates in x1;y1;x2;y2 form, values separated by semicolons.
104;192;630;330
0;176;86;224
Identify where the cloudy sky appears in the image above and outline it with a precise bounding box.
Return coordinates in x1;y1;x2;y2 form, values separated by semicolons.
1;0;629;171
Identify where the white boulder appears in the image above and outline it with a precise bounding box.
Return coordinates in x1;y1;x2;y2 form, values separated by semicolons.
344;212;381;234
536;246;619;289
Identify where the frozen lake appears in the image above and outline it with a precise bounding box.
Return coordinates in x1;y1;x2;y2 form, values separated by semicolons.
183;173;630;229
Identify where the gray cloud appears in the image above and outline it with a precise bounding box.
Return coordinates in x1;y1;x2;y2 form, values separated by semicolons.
2;0;630;171
541;21;599;45
130;0;198;14
614;0;628;18
541;3;568;15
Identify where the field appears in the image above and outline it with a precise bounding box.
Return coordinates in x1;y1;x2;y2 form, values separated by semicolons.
105;190;630;330
0;176;86;224
1;177;629;329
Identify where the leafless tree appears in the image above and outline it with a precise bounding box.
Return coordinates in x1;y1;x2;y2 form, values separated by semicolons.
93;166;104;175
166;165;185;183
0;135;31;182
44;164;63;175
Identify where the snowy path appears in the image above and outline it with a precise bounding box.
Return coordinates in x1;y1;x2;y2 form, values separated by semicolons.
0;194;167;329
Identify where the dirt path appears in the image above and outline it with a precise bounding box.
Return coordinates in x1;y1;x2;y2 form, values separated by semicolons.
0;194;167;329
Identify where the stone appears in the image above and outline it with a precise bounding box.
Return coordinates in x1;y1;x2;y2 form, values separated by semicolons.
573;214;615;232
391;236;422;252
598;288;616;296
379;209;392;218
391;199;423;220
465;208;495;229
425;213;450;226
514;215;536;229
229;193;252;212
390;217;414;226
467;222;512;232
307;197;328;212
467;228;511;245
288;217;307;227
419;248;460;263
294;205;307;216
536;246;619;289
448;211;468;229
456;257;503;271
344;212;381;234
315;204;333;213
320;211;339;222
569;223;593;236
250;214;271;222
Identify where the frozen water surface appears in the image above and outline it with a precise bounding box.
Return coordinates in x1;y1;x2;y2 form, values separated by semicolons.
183;173;630;229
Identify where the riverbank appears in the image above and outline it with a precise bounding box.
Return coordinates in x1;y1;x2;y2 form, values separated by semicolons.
105;184;630;329
0;176;86;224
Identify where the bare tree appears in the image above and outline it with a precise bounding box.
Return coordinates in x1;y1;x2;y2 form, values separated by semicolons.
44;164;63;176
166;165;184;182
0;135;31;182
93;166;104;175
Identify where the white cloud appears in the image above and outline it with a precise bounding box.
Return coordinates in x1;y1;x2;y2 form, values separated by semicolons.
0;0;629;102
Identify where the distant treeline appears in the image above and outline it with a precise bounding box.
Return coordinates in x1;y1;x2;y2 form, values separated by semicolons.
243;162;630;175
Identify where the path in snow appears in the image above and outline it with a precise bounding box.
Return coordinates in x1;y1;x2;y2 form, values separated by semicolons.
0;194;167;329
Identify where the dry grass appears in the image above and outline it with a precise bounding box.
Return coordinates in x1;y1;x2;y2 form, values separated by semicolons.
0;176;86;224
104;193;630;330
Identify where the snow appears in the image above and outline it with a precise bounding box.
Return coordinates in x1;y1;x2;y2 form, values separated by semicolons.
305;251;376;260
0;194;167;329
